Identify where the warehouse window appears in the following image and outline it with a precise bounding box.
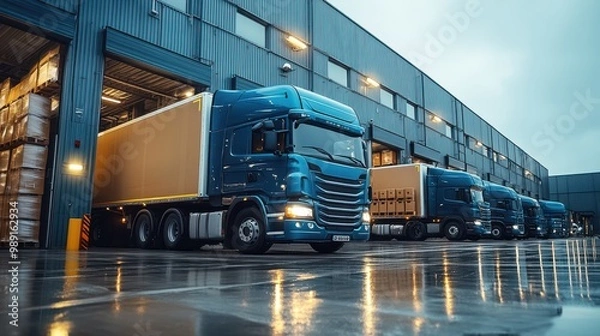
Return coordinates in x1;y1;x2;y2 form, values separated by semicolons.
445;123;454;139
380;87;394;109
160;0;187;12
327;60;348;87
406;102;416;120
236;11;266;48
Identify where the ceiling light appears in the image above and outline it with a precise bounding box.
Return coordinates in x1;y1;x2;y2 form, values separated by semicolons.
286;35;308;51
101;96;121;104
183;90;194;98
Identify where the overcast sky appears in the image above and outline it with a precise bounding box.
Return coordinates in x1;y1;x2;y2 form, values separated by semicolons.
327;0;600;176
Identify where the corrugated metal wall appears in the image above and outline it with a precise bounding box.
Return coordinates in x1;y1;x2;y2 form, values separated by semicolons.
550;173;600;234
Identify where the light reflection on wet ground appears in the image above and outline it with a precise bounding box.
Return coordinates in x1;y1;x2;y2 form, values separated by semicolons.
1;238;598;335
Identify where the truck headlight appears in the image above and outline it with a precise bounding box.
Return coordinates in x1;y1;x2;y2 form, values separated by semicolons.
474;220;482;226
285;204;313;219
512;225;519;230
362;209;371;223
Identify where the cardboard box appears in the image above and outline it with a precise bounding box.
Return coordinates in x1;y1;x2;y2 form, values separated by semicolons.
10;144;48;170
0;150;10;172
15;114;50;141
21;93;51;119
8;168;46;195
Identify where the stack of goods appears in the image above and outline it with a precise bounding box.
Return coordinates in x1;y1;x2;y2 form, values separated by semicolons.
0;95;51;245
0;47;58;246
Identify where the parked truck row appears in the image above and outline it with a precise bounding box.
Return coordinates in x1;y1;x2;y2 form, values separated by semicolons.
90;85;569;252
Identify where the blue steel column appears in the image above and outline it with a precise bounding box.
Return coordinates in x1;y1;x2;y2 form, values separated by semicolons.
48;0;104;248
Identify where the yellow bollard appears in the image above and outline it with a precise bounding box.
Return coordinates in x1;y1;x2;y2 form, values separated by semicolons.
66;218;82;251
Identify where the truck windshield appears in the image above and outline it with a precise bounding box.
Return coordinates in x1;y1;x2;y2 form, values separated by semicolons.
293;123;366;167
470;188;484;204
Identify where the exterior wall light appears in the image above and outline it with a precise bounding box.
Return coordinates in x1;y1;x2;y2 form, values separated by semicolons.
286;35;308;51
67;163;84;173
365;77;380;88
430;115;442;123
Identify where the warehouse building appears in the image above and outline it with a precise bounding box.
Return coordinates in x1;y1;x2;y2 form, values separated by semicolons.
549;172;600;236
0;0;548;248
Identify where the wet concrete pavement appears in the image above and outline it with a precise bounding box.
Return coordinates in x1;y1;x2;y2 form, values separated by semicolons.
1;238;599;336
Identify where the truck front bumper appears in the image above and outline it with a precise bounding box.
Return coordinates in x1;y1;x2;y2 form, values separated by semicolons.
267;220;370;243
466;221;489;236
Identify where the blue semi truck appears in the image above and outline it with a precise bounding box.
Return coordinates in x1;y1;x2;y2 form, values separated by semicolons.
538;200;568;238
519;195;545;238
369;164;491;241
91;85;370;254
482;182;525;240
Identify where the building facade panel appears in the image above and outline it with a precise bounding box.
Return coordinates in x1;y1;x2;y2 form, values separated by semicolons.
423;76;455;125
312;0;419;103
229;0;310;39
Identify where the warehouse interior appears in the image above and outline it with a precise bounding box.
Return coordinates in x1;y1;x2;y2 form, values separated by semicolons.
0;23;195;246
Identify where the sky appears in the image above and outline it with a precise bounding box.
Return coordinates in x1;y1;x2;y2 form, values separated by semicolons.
326;0;600;176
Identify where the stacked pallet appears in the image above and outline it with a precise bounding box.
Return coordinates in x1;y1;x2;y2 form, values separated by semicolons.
371;187;416;218
0;94;50;245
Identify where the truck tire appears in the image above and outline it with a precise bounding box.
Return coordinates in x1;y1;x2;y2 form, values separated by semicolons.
407;222;427;241
310;242;344;253
162;209;189;250
91;223;110;247
491;224;504;240
231;208;272;254
444;221;465;241
133;210;155;249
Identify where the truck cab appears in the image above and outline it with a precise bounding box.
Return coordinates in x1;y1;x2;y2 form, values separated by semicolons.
483;182;525;240
426;168;491;239
210;86;370;253
519;195;544;238
538;200;567;238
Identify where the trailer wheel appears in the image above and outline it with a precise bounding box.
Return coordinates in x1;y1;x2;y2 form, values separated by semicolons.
231;208;271;254
90;214;112;247
407;222;427;241
444;221;465;241
310;242;344;253
134;210;155;249
491;224;504;240
162;209;188;250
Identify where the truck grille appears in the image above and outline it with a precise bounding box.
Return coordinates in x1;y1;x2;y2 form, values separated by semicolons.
550;218;563;228
313;172;364;229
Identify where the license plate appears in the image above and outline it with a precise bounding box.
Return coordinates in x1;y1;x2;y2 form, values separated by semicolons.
332;235;350;242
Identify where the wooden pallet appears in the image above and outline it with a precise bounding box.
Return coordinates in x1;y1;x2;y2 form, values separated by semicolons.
10;137;49;147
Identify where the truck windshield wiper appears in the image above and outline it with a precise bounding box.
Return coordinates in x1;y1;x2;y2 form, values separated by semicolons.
335;154;365;167
301;146;334;161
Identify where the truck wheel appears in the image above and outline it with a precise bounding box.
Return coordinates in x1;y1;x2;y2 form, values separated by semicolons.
310;242;344;253
134;210;155;249
491;225;504;240
162;209;188;250
91;223;110;247
231;208;271;254
444;221;465;241
407;222;427;241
